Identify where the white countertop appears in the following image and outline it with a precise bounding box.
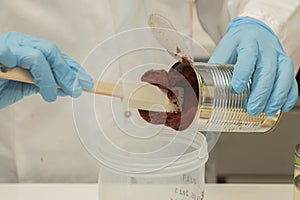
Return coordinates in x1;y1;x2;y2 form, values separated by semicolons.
0;183;293;200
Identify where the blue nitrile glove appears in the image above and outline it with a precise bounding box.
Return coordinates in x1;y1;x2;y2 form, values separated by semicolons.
209;17;298;116
0;32;94;109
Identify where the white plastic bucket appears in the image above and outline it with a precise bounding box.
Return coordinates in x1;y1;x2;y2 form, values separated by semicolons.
97;131;208;200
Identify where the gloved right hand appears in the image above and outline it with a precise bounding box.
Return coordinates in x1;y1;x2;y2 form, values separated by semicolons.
0;32;94;109
209;17;298;116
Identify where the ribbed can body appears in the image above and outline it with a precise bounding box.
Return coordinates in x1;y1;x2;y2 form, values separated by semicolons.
193;62;281;133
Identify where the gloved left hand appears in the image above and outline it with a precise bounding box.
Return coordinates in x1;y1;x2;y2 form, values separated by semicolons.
0;32;94;109
210;17;298;116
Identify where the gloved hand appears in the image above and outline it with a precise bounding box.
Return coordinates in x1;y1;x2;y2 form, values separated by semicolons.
210;17;298;116
0;32;94;109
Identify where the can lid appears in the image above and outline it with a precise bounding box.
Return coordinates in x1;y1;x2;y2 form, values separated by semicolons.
148;14;193;66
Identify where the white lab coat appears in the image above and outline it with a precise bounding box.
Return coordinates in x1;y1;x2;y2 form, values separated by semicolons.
0;0;299;182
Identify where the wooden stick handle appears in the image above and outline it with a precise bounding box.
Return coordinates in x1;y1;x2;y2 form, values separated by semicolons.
0;64;35;84
0;65;122;97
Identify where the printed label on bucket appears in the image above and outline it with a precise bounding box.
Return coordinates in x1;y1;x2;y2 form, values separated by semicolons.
99;184;204;200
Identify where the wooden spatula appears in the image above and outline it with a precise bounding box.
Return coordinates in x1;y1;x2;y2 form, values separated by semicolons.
0;65;179;112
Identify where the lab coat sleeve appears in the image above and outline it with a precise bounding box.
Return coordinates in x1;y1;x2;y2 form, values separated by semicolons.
227;0;300;74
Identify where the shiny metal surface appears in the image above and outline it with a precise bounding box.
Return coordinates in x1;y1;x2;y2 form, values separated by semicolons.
193;62;281;133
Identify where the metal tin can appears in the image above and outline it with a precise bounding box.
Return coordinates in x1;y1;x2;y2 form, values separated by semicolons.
193;62;281;133
149;14;281;133
174;62;282;133
294;144;300;200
